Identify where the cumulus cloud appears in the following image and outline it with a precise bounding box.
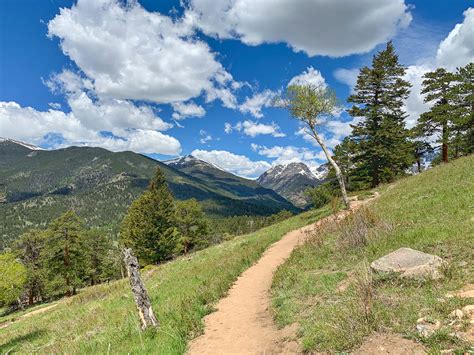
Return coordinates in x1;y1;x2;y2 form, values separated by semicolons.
436;7;474;71
48;0;237;105
253;144;326;165
333;68;359;93
191;149;271;178
185;0;412;57
172;101;205;120
230;120;285;137
0;98;181;156
239;89;277;118
288;67;326;87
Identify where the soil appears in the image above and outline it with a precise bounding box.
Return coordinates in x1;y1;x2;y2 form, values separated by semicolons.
187;198;374;354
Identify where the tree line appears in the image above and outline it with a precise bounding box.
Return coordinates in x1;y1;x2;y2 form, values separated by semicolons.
1;168;294;309
299;42;472;203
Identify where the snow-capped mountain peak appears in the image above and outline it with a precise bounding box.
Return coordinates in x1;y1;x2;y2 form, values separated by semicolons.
0;137;44;151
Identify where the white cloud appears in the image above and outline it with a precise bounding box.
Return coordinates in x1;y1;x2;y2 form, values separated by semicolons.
239;89;277;118
191;149;271;178
254;144;326;164
436;8;474;71
172;101;205;120
0;100;181;156
48;0;236;105
224;122;233;134
233;120;285;138
288;67;326;87
186;0;412;57
333;68;359;93
403;65;432;128
199;129;213;144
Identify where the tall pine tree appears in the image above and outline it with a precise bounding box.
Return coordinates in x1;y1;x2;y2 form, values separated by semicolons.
120;168;178;265
348;42;412;187
416;68;456;162
43;211;87;297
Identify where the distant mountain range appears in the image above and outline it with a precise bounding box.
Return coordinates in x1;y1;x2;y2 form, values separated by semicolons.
0;139;298;248
257;162;327;207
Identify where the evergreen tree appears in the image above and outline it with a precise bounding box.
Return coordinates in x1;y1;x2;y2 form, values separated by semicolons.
43;211;87;297
348;42;413;187
14;229;47;305
416;68;456;162
0;252;27;307
120;168;178;265
175;199;210;254
451;63;474;155
83;229;120;285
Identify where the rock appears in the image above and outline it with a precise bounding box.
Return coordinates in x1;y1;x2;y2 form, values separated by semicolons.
371;247;446;280
446;284;474;299
416;317;442;338
449;309;464;320
462;305;474;319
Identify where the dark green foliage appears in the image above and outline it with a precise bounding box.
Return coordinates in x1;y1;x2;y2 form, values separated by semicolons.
450;63;474;155
305;183;335;209
416;68;457;162
0;143;297;248
43;211;88;297
14;229;47;305
175;199;210;254
83;229;122;285
348;42;413;187
120;168;178;265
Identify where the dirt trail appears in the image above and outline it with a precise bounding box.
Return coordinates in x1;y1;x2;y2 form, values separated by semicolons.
188;197;375;354
0;304;58;329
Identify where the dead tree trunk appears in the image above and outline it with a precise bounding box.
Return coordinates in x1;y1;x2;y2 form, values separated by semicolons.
123;248;159;330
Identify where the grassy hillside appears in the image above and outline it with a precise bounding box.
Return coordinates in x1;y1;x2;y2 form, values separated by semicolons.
0;141;297;247
0;206;330;353
271;155;474;352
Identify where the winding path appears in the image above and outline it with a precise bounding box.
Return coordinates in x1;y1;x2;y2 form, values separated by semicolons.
188;198;374;354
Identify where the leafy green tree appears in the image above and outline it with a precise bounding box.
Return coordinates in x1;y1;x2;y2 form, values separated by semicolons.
305;183;334;209
175;199;210;254
278;84;350;208
120;168;178;265
348;42;413;187
14;229;47;305
0;252;27;307
416;68;457;163
43;211;87;297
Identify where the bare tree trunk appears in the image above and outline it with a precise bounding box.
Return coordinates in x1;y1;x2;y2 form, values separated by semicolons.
123;248;159;330
309;127;350;210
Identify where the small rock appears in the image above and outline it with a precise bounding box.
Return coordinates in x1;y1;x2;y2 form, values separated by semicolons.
458;261;468;267
371;247;446;280
462;305;474;316
416;317;441;337
440;349;454;355
449;309;464;320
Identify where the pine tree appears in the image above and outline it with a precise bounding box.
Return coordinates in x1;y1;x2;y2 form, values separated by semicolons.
175;199;210;254
120;168;178;265
14;229;47;305
43;211;87;297
451;63;474;155
348;42;413;187
416;68;456;162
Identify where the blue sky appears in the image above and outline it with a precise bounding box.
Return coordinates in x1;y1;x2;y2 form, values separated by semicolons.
1;0;473;178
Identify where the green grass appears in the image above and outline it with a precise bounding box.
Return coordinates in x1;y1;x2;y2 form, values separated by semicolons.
271;155;474;353
0;206;330;354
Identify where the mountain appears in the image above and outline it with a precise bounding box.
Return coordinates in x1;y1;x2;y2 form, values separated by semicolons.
257;162;325;207
0;140;298;248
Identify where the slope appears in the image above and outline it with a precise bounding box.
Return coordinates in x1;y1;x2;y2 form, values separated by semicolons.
0;140;297;247
0;206;331;353
257;162;324;207
272;155;474;353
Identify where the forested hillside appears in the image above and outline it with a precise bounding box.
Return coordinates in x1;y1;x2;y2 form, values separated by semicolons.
0;140;297;248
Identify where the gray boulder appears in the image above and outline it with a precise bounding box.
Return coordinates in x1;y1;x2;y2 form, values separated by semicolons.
371;247;445;280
